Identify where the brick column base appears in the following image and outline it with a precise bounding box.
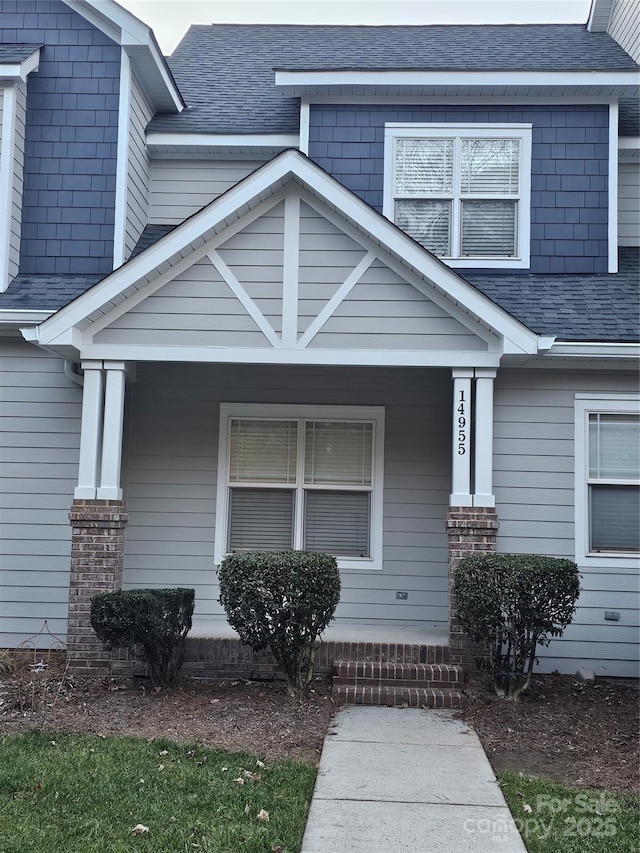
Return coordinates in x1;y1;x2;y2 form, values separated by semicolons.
447;506;499;672
67;500;128;675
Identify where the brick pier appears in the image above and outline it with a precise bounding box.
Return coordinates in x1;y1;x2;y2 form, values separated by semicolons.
67;500;128;674
447;506;499;671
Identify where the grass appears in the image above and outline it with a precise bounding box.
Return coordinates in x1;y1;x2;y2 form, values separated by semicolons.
500;771;640;853
0;732;316;853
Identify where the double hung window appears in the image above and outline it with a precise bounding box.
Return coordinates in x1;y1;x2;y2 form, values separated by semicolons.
384;124;532;269
215;405;384;569
575;397;640;562
587;412;639;553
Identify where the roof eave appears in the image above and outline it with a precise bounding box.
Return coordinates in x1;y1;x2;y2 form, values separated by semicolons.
274;69;640;98
0;48;41;82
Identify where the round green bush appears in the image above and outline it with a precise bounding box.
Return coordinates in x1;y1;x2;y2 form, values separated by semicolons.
218;550;341;696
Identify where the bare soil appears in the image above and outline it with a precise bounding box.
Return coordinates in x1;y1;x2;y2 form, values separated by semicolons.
1;664;638;795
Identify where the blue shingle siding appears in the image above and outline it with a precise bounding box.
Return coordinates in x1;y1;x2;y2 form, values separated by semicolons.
308;103;610;274
0;0;120;276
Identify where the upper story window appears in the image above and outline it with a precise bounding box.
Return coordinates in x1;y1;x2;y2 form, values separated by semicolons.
383;124;532;270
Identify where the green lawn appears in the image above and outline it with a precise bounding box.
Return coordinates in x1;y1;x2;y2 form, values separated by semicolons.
0;732;315;853
500;771;640;853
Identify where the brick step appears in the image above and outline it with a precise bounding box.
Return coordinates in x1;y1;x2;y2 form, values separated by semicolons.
333;677;461;690
333;684;468;708
334;661;464;683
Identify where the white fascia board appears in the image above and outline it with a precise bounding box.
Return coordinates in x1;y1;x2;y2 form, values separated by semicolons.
63;0;183;112
545;342;640;361
274;69;640;97
33;149;538;354
77;344;503;368
0;50;40;82
1;310;52;326
146;132;300;153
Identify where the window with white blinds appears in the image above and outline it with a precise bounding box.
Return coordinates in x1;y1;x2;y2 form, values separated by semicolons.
384;124;532;268
217;407;384;567
588;413;640;552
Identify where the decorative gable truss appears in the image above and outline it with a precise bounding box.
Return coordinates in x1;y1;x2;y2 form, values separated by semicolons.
26;150;542;367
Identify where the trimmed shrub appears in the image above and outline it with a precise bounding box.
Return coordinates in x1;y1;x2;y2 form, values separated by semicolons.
90;588;195;689
453;554;580;700
218;550;341;697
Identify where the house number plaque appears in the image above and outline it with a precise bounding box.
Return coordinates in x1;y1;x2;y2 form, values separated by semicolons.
457;390;467;455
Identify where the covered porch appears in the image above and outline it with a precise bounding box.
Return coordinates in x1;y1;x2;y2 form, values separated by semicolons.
23;150;541;685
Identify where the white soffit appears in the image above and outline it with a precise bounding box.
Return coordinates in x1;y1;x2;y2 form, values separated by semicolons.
146;133;300;158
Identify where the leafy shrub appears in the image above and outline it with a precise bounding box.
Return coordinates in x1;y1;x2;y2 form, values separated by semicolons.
453;554;580;700
218;550;341;697
90;588;195;689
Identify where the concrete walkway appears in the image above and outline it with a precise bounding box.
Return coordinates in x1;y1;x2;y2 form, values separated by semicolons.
301;706;527;853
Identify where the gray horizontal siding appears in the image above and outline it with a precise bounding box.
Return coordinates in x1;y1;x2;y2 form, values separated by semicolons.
618;160;639;246
122;363;452;632
609;0;640;62
494;368;640;678
149;159;265;224
0;338;80;646
124;71;153;260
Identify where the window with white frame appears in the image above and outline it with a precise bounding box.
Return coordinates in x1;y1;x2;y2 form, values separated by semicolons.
215;404;385;569
575;397;640;561
383;124;532;269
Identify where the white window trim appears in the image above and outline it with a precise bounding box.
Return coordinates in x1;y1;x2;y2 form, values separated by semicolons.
383;123;532;270
214;403;385;570
574;395;640;569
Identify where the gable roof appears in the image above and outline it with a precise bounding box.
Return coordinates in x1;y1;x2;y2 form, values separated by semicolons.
149;24;639;135
23;149;540;361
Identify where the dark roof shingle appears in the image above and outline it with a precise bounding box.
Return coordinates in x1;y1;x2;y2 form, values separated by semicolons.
465;247;640;343
149;24;639;134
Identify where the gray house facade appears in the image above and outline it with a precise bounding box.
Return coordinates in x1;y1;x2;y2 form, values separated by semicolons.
0;0;638;682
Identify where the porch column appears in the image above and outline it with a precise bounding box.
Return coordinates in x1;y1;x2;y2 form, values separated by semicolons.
450;369;473;506
97;361;127;500
67;361;128;674
474;368;496;508
74;361;104;499
447;367;498;672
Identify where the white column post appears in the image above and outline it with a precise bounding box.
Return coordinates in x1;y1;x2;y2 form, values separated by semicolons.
474;368;497;508
97;361;127;500
74;361;104;499
450;369;473;507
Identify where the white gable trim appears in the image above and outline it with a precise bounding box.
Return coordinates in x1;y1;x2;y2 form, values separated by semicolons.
298;252;376;348
28;150;539;357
